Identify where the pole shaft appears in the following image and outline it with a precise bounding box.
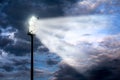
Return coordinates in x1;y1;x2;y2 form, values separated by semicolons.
31;35;34;80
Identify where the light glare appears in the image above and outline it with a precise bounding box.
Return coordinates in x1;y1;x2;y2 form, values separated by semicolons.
28;16;37;34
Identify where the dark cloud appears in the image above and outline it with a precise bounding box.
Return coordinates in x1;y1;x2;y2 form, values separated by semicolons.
4;39;30;56
53;34;120;80
0;36;13;48
0;0;5;4
0;27;32;56
0;50;30;75
0;57;30;79
0;29;1;33
54;58;120;80
87;58;120;80
0;27;15;48
53;64;87;80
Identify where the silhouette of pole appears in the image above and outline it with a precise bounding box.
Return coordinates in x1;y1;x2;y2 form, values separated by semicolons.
28;32;34;80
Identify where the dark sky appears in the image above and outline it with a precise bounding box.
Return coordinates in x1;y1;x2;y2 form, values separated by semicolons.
0;0;120;80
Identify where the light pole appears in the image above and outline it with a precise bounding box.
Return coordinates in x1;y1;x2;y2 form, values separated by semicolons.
28;16;37;80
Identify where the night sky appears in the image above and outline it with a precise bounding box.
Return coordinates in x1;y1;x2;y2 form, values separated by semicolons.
0;0;120;80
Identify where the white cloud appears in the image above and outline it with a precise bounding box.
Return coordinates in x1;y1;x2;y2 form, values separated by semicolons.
63;0;117;15
0;49;8;59
0;26;17;39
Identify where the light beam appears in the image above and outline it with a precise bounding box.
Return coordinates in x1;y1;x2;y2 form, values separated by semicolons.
28;15;113;72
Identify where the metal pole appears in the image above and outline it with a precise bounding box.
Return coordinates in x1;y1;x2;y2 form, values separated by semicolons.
28;32;34;80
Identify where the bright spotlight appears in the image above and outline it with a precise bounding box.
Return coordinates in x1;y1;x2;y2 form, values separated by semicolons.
28;16;37;34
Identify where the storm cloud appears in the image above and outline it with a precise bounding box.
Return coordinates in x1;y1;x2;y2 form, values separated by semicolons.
52;34;120;80
0;0;120;80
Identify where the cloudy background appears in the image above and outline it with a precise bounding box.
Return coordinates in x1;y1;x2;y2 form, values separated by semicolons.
0;0;120;80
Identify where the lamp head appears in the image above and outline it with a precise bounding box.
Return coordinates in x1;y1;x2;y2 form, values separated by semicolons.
28;16;37;35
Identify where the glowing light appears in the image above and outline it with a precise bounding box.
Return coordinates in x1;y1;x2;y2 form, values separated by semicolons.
28;16;37;34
